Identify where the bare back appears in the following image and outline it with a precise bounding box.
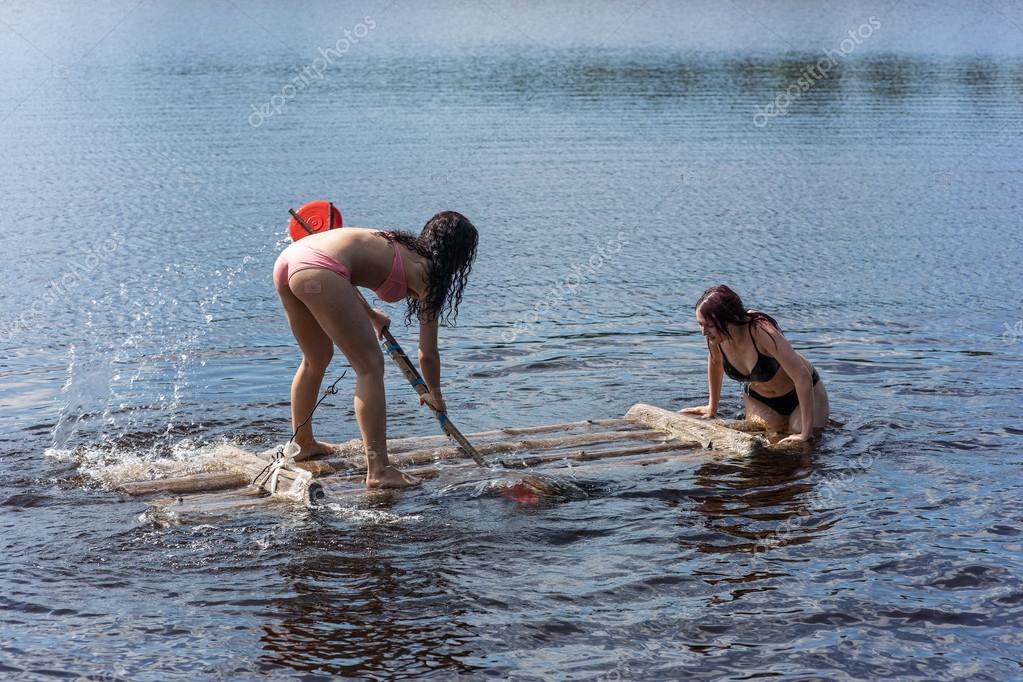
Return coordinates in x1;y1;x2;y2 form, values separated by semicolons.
298;228;427;298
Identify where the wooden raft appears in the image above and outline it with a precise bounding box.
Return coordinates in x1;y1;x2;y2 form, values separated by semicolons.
120;404;774;522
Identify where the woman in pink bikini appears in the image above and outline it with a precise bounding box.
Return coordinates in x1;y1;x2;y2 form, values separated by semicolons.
682;285;828;444
272;211;478;488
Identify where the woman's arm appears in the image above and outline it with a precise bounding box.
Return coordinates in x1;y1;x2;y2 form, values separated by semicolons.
753;322;814;440
417;317;445;412
681;343;724;417
707;343;724;415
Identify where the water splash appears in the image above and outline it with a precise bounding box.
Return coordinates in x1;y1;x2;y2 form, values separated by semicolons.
45;436;236;488
320;503;423;526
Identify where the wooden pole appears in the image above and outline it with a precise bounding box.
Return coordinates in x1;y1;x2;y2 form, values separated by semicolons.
625;403;768;456
378;327;486;466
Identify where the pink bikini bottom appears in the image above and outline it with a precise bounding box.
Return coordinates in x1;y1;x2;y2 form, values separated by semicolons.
273;242;352;289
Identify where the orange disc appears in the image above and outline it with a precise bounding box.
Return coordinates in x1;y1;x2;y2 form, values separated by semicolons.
288;200;343;241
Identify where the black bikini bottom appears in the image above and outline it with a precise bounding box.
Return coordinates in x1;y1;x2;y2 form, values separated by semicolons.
744;368;820;417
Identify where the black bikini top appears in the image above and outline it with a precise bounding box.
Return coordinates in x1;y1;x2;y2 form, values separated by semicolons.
719;324;780;383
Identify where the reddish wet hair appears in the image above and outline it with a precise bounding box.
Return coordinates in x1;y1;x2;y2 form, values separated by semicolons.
695;285;779;341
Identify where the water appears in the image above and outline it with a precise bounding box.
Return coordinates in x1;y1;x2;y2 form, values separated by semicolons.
2;1;1022;679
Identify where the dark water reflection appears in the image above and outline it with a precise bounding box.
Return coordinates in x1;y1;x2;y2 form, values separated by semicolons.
1;1;1022;679
261;526;483;678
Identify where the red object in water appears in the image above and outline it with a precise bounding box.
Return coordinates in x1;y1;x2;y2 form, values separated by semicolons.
288;200;343;241
502;482;540;504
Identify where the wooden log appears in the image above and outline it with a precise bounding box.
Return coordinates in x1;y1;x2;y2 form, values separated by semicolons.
118;449;337;499
325;418;642;459
291;460;337;476
117;472;250;497
324;428;671;472
416;441;688;480
625;403;768;456
493;418;635;437
388;428;669;466
410;417;637;446
324;439;692;485
147;486;278;522
496;439;696;469
509;448;717;479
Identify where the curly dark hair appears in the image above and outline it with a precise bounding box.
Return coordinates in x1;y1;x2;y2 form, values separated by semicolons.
376;211;478;325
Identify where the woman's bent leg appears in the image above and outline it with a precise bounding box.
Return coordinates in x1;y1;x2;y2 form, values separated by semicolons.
289;269;419;488
276;279;337;460
788;380;829;435
743;394;789;432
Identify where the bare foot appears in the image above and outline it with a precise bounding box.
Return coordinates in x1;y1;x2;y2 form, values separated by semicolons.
293;440;338;462
366;466;421;489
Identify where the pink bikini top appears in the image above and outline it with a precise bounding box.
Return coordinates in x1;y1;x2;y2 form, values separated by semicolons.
373;238;408;303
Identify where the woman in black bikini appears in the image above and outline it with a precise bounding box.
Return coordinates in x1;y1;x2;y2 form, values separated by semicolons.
681;285;828;443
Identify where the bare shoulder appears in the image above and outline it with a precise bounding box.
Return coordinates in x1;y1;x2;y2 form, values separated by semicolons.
750;317;785;352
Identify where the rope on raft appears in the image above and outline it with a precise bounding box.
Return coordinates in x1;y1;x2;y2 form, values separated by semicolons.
252;370;348;493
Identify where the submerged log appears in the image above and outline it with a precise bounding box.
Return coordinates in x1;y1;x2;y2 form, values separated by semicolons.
147;486;276;522
625;404;769;456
